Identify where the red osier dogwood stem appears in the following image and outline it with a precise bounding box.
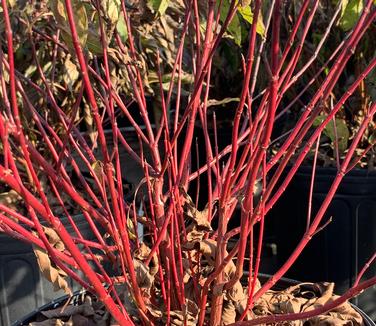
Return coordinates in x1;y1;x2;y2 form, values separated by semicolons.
0;0;375;325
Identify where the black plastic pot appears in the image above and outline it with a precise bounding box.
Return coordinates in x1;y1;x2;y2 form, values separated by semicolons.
267;166;376;320
11;290;85;326
0;214;95;325
12;274;376;326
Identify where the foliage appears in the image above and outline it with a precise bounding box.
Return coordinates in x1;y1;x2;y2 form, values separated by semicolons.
339;0;363;31
273;0;376;168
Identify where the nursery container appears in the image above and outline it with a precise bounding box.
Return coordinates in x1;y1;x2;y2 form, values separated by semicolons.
11;290;85;326
12;274;376;326
0;214;95;326
268;166;376;319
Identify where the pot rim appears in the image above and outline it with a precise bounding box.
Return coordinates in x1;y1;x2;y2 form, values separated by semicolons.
12;273;375;326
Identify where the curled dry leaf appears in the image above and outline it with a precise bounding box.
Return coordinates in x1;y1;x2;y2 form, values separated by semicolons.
134;242;159;276
183;238;217;281
44;226;65;251
163;301;198;326
253;282;363;326
181;189;212;231
0;189;21;218
133;259;154;292
33;247;71;295
227;281;251;318
181;193;213;255
33;226;72;295
84;103;96;145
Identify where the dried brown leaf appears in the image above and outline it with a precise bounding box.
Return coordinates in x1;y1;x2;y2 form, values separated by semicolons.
33;247;72;295
253;282;363;326
33;226;71;295
181;190;212;231
63;56;79;91
134;243;159;276
41;302;95;318
222;300;236;325
164;309;197;326
134;259;154;290
0;190;21;217
43;226;65;251
84;104;96;145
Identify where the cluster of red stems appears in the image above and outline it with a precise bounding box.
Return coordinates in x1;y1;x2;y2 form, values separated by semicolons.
0;0;376;325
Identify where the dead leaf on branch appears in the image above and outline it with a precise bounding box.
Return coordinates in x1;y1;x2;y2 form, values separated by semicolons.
33;226;72;295
182;239;217;268
84;103;97;146
133;259;155;293
33;246;72;295
0;189;21;217
63;56;79;92
181;189;212;231
134;242;159;276
44;225;65;251
180;189;213;250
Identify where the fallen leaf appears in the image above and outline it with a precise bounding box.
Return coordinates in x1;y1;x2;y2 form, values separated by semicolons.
41;302;94;318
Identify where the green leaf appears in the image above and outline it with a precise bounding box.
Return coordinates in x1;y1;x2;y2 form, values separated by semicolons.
218;1;265;46
313;115;350;153
83;4;105;55
7;0;16;8
147;0;169;15
227;14;242;46
218;0;242;46
339;0;363;31
50;0;88;50
86;28;104;55
237;5;265;37
340;0;349;17
83;0;122;55
105;0;120;25
116;15;128;43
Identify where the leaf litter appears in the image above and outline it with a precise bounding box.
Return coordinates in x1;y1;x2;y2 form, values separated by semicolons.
27;190;364;325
